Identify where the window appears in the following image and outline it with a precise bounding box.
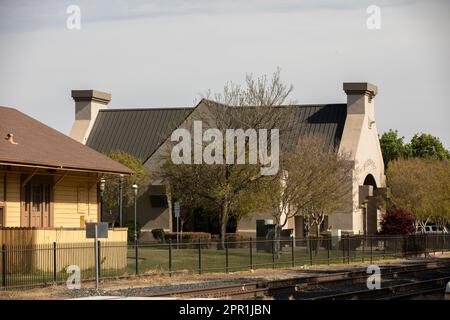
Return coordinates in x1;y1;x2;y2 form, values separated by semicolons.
149;195;168;208
32;186;41;211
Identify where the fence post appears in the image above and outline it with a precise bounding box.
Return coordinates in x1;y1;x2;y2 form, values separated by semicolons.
225;240;229;274
53;242;57;282
249;238;253;270
169;239;172;276
97;240;101;279
135;239;139;275
394;237;397;258
362;237;365;263
291;236;295;268
347;237;351;264
443;234;445;255
370;237;373;264
424;234;428;258
327;238;330;265
1;244;6;288
309;237;313;266
272;236;275;269
342;237;345;264
198;239;202;275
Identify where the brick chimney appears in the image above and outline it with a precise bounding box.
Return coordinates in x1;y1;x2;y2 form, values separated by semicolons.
69;90;111;144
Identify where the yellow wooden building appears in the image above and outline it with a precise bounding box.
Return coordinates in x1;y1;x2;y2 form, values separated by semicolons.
0;105;133;244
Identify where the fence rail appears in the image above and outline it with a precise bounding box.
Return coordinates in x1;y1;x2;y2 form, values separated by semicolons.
1;234;449;290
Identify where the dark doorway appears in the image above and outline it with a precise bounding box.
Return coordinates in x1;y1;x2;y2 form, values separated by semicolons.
21;176;52;227
363;174;377;235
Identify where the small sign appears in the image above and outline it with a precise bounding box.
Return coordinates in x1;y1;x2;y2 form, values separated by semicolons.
174;202;180;218
86;222;109;238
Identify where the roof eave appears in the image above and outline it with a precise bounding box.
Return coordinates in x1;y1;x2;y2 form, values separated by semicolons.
0;160;133;175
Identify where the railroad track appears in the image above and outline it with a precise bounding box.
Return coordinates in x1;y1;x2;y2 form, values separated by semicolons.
143;260;450;299
309;276;450;300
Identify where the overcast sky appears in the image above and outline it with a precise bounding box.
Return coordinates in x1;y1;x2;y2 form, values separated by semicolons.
0;0;449;147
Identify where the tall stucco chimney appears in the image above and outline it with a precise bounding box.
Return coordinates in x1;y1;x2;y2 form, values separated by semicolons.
69;90;111;144
343;83;377;115
338;82;378;158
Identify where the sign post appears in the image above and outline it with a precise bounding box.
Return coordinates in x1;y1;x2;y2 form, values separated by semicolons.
86;222;109;290
174;202;180;249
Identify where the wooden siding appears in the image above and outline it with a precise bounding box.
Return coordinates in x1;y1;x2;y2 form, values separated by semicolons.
0;167;99;228
0;228;128;272
0;227;127;246
53;175;99;228
5;173;20;227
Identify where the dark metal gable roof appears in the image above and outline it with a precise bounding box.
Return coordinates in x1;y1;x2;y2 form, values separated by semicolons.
86;103;347;161
86;108;193;160
279;104;347;152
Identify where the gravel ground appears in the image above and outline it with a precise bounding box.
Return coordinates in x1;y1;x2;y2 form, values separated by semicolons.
1;252;449;300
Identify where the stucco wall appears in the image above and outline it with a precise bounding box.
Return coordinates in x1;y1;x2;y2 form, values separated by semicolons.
334;92;386;234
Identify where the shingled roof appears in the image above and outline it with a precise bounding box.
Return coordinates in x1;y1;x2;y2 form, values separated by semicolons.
86;101;347;162
0;106;133;174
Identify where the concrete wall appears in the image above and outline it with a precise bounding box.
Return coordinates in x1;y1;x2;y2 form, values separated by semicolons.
332;84;386;235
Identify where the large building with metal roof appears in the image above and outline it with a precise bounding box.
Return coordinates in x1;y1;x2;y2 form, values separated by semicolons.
69;83;386;237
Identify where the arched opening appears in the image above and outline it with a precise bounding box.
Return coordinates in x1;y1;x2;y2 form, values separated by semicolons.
363;174;378;235
363;174;377;189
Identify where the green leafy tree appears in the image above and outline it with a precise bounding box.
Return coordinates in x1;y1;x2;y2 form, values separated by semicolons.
379;129;409;168
408;133;450;160
102;151;147;224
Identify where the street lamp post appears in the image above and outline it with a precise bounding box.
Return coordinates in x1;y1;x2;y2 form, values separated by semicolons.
99;178;106;222
132;183;138;243
119;174;124;227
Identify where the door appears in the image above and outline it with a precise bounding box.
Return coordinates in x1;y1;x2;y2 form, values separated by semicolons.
22;176;52;227
0;206;4;227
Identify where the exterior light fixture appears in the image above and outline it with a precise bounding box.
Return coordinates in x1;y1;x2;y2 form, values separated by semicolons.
132;183;138;243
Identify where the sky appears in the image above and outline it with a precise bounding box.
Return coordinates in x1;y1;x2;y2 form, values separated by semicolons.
0;0;449;147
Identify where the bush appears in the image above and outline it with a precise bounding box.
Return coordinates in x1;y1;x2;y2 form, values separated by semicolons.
164;232;211;247
214;233;252;248
151;228;165;243
380;208;415;235
337;236;363;251
124;221;141;243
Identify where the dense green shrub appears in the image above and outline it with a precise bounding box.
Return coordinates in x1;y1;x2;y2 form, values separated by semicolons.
151;228;165;243
164;232;211;247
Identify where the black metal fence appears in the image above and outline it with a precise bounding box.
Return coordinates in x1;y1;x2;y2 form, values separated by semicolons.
1;234;449;290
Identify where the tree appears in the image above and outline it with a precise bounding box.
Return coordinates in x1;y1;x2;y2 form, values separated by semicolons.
380;208;415;235
379;129;409;168
386;158;450;232
102;151;147;224
408;133;450;160
268;137;354;241
160;68;293;248
379;130;450;168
